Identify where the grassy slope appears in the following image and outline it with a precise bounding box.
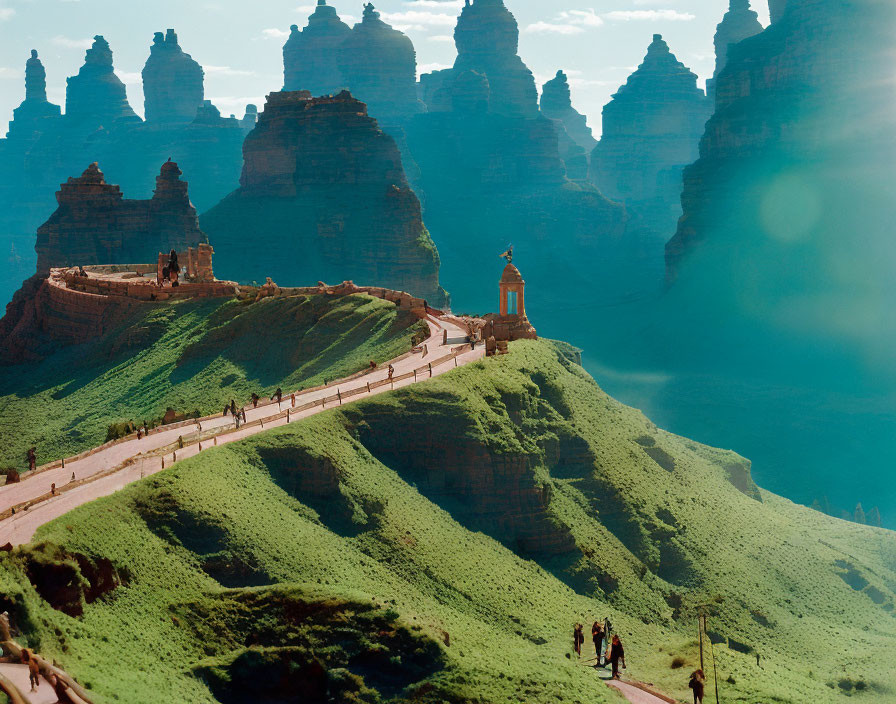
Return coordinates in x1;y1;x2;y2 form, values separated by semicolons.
0;294;427;469
0;340;893;703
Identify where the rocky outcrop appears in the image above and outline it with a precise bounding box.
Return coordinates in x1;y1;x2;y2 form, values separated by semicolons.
201;91;446;306
591;35;710;236
35;161;206;273
338;4;423;122
142;29;204;125
283;0;351;95
705;0;763;100
452;0;538;118
64;36;139;130
540;70;596;180
7;51;61;140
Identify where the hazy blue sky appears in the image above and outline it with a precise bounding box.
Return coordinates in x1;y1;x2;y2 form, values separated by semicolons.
0;0;770;137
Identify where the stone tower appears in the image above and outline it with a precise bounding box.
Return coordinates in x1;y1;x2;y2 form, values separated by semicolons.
8;50;61;139
338;3;423;121
65;36;139;129
706;0;763;100
142;29;205;125
283;0;351;95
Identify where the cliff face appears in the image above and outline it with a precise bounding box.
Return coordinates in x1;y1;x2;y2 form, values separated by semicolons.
142;29;204;125
283;0;351;95
35;161;206;274
768;0;787;23
201;91;446;306
539;70;595;181
64;36;139;130
705;0;764;100
591;35;710;238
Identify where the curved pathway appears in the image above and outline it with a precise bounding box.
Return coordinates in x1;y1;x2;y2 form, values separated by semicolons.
0;314;483;546
607;679;678;704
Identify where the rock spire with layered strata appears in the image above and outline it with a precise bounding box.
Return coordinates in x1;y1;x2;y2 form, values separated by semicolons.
283;0;351;95
706;0;763;99
64;36;139;129
142;29;205;125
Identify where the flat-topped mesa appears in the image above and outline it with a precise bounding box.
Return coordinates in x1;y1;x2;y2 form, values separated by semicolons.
65;36;139;129
201;90;447;306
35;161;205;274
592;34;710;217
338;3;423;122
452;0;538;118
540;70;596;180
8;50;61;139
706;0;763;100
142;29;205;125
283;0;351;94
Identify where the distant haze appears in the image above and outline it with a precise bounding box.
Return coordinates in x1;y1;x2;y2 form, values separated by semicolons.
0;0;769;138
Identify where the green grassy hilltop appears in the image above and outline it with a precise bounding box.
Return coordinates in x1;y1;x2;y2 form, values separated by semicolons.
0;339;894;703
0;294;427;469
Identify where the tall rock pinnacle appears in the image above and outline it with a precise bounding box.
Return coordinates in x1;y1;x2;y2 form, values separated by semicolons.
338;3;422;121
453;0;538;118
540;70;595;180
65;36;139;129
283;0;351;95
706;0;763;100
592;34;710;232
8;50;61;139
142;29;205;125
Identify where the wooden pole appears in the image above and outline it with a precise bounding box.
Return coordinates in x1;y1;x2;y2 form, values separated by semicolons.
698;614;705;672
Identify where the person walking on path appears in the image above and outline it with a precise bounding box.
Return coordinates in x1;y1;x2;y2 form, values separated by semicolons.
27;447;36;472
388;365;394;381
291;393;296;407
573;623;585;657
26;651;40;692
273;387;282;404
688;669;706;704
608;635;626;679
591;621;604;660
251;392;260;408
230;400;237;417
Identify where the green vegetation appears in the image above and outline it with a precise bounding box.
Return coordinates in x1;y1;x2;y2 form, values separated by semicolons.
0;294;427;470
0;340;893;703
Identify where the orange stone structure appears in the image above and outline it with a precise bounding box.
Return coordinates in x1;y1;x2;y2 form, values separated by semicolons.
484;262;537;346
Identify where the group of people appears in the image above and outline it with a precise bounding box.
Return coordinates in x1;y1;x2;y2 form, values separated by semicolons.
158;249;181;287
573;621;626;679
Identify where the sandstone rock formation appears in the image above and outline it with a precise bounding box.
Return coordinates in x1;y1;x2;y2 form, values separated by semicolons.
283;0;351;95
35;161;206;274
338;3;423;122
539;70;596;180
64;36;139;130
705;0;764;100
201;91;447;306
7;51;61;140
142;29;204;125
452;0;538;118
591;35;710;238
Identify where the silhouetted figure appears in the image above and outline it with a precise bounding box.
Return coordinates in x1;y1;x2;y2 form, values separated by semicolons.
592;621;604;658
689;669;706;704
291;393;296;407
273;387;282;403
573;623;584;657
50;483;56;495
369;360;377;370
137;427;143;439
608;635;626;679
230;400;237;417
241;409;246;422
388;364;394;380
27;447;36;472
27;653;40;692
251;392;259;408
168;249;180;286
223;404;230;416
